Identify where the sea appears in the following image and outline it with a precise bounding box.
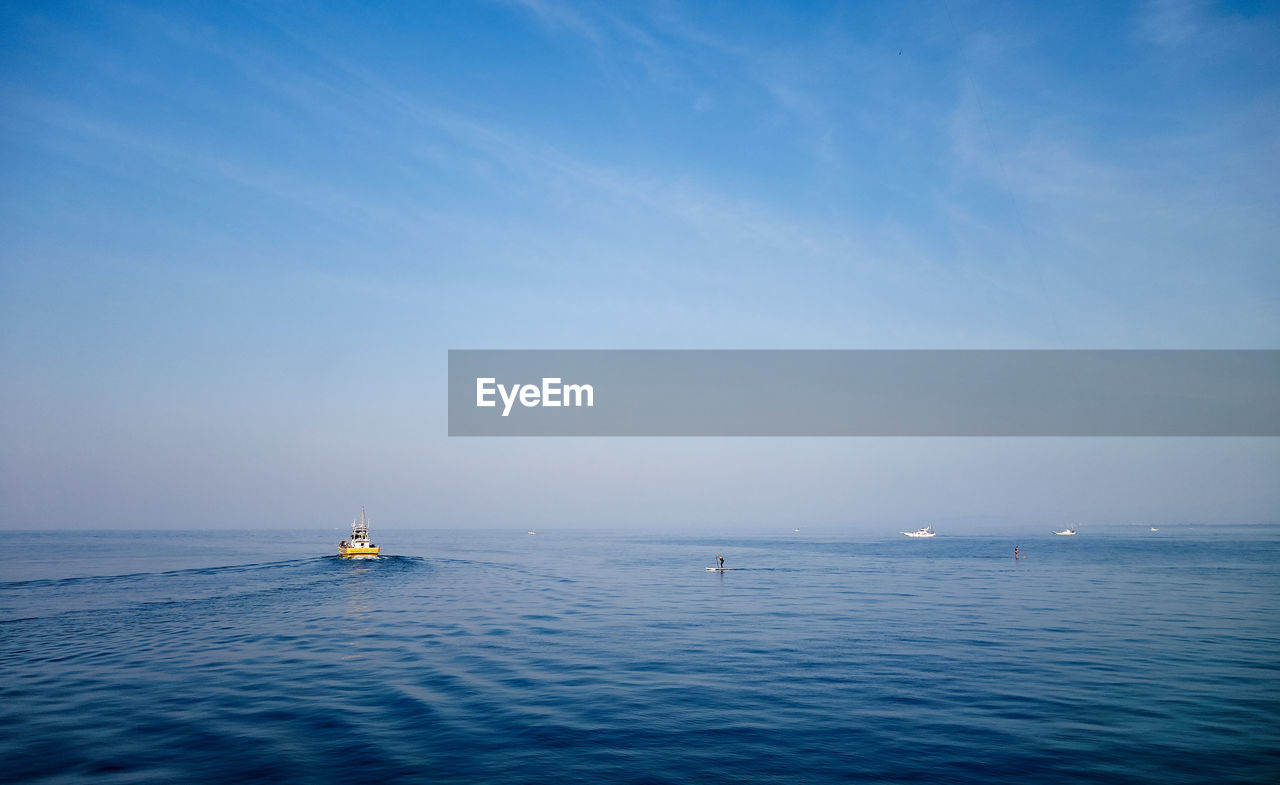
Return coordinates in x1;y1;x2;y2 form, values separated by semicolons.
2;527;1278;784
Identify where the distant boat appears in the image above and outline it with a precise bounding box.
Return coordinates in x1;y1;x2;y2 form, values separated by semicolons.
902;526;935;538
793;528;800;533
339;507;380;558
1150;527;1159;532
527;530;536;535
1053;528;1077;536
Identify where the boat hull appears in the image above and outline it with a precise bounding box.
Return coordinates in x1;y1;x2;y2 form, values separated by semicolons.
339;547;380;557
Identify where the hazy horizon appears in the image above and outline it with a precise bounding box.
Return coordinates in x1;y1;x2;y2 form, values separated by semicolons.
12;522;1277;534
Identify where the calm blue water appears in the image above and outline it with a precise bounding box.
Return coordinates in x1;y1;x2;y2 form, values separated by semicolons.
2;528;1278;784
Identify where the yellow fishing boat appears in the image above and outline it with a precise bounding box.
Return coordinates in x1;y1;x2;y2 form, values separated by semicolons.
338;507;380;558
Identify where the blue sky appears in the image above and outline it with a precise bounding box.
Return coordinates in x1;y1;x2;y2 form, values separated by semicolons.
1;0;1277;530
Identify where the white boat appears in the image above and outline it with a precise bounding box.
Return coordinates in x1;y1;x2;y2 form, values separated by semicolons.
901;526;935;538
338;507;380;557
527;530;536;535
1053;528;1077;536
1150;527;1159;532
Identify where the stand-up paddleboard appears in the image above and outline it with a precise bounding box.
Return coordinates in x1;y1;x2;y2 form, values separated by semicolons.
706;567;739;571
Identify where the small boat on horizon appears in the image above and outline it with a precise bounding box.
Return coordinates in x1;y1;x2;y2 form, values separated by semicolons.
527;530;537;535
1150;527;1159;532
339;507;380;558
1053;528;1078;536
902;526;935;538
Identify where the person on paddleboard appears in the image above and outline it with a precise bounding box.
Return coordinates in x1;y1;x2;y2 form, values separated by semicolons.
1014;546;1020;560
717;554;724;569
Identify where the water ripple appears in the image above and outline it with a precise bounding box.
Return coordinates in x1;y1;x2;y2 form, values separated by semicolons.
2;531;1278;783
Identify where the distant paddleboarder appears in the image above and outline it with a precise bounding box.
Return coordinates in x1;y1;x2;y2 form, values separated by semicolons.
717;554;724;569
1014;546;1020;560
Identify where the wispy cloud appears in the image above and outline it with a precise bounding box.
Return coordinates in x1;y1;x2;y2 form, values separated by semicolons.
943;44;1280;344
5;1;898;299
499;0;604;44
494;0;850;159
1137;0;1203;46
